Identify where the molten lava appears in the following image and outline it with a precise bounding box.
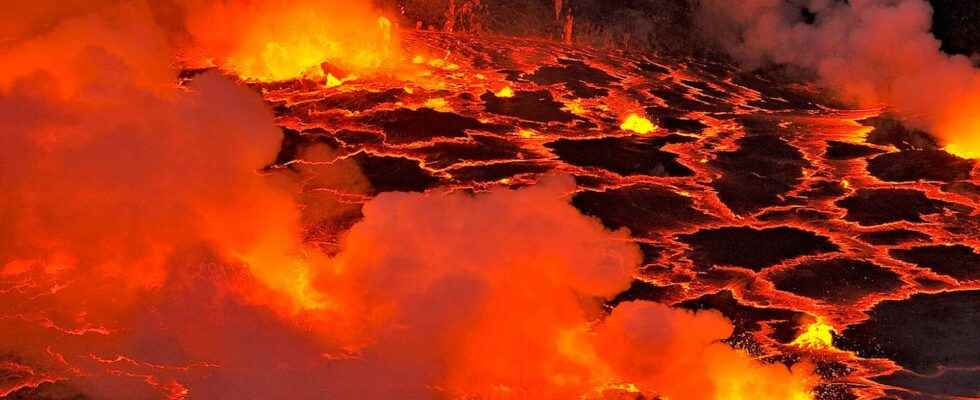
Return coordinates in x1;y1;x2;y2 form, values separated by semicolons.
620;114;658;134
1;1;977;400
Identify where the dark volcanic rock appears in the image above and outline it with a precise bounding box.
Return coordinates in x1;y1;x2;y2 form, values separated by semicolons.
735;117;783;136
811;384;858;400
413;135;533;169
677;290;806;339
658;116;708;134
315;88;404;112
711;135;809;215
527;58;618;91
837;290;980;374
861;116;940;151
481;90;575;122
334;129;384;145
361;107;497;144
890;245;980;282
836;188;960;226
572;184;713;236
867;150;974;182
943;181;980;200
825;140;886;160
273;128;342;166
731;71;823;110
635;61;670;75
545;136;693;177
756;207;833;222
800;179;848;199
649;85;733;113
350;152;440;194
608;280;680;306
873;367;980;398
677;226;838;271
769;258;903;303
857;229;932;245
445;161;551;182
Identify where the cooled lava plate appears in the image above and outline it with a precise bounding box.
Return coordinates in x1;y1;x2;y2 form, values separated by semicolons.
8;31;980;399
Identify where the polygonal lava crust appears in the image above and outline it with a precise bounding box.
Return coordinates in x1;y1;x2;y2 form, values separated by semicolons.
867;150;975;182
359;107;501;144
825;140;885;160
481;90;575;122
837;290;980;375
445;161;552;183
711;135;809;215
350;152;441;194
890;244;980;282
572;184;713;236
677;226;838;271
873;367;980;398
768;258;903;304
835;188;963;226
856;229;932;246
411;134;539;170
545;136;694;177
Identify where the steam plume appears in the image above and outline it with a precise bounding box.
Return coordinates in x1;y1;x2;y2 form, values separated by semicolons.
700;0;980;157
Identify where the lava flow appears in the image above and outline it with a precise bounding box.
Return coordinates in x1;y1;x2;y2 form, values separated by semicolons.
2;1;979;400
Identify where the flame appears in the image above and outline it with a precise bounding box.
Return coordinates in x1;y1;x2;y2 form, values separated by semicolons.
187;2;399;82
791;318;835;350
620;114;657;135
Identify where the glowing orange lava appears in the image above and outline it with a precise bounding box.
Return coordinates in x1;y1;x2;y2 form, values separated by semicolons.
620;114;657;134
186;1;399;82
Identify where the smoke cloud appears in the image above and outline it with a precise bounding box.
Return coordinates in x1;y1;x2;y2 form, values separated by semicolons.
699;0;980;157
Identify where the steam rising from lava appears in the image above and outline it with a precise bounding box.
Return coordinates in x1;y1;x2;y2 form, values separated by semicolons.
182;0;398;82
1;1;814;399
700;0;980;157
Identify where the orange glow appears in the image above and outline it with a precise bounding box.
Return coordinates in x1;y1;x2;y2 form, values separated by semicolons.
423;97;450;111
620;114;657;134
495;86;515;98
564;100;587;115
0;3;839;399
325;73;343;88
792;318;835;350
186;2;399;82
939;114;980;159
595;302;814;400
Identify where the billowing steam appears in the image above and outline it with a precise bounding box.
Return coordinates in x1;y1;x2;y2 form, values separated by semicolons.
2;1;813;399
700;0;980;158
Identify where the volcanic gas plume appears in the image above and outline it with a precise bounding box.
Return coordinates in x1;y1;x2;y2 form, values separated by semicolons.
699;0;980;158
